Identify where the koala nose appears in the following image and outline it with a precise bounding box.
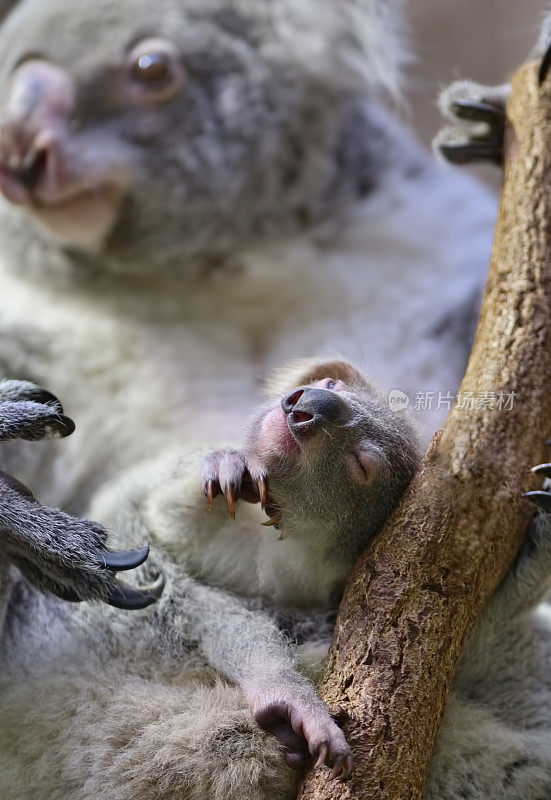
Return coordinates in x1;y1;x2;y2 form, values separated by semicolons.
0;60;74;202
281;387;347;434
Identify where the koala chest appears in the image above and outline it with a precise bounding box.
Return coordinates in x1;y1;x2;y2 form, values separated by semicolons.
170;497;343;612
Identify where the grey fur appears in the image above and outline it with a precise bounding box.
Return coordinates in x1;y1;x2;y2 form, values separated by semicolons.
3;359;551;799
0;357;419;795
0;0;521;796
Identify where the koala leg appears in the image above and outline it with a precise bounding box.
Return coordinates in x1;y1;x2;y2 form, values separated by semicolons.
433;80;509;166
88;677;298;800
0;668;297;800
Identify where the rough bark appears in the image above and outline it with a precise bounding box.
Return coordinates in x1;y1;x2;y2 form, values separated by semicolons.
297;59;551;800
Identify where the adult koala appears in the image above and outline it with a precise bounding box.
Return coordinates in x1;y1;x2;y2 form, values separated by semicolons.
0;0;500;798
0;0;496;508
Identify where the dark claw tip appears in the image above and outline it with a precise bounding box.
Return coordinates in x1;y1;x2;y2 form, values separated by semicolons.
524;491;551;513
57;415;76;437
100;543;150;572
33;389;63;410
449;99;505;124
539;41;551;86
439;141;503;166
532;463;551;479
106;573;165;611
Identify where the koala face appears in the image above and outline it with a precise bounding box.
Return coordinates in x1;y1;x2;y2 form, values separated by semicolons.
251;360;420;548
0;0;403;276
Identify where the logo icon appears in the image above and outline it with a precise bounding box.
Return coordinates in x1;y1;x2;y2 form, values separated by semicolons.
388;389;410;411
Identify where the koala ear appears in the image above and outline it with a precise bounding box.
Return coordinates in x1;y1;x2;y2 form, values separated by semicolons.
265;358;374;397
268;0;407;97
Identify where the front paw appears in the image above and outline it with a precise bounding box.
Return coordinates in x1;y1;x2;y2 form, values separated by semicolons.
0;472;163;610
434;79;509;166
202;449;268;519
0;379;75;441
253;691;353;779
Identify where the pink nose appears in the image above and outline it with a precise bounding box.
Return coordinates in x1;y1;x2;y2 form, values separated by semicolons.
0;60;74;203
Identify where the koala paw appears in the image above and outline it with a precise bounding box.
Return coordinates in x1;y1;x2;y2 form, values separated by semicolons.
253;693;353;778
0;379;75;442
0;471;164;611
201;448;268;519
433;79;508;167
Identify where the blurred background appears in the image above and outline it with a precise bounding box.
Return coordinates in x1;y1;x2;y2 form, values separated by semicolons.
408;0;549;185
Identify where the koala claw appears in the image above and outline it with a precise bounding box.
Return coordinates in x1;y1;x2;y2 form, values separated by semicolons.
531;463;551;478
100;543;150;572
0;378;76;442
449;98;505;125
434;80;508;166
525;490;551;513
103;573;165;611
202;449;269;518
438;140;503;166
254;698;353;776
54;571;164;611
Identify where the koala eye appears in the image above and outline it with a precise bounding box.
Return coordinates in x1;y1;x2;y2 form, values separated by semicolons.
127;38;184;101
324;379;337;390
132;53;171;84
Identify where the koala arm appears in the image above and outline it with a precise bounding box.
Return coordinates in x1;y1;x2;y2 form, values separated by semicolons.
163;574;351;775
89;450;352;776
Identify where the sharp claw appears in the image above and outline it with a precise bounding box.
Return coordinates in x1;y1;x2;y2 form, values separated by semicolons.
100;543;150;572
539;40;551;86
532;463;551;479
33;389;63;411
106;573;165;610
315;744;328;769
439;141;503;165
449;99;505;124
258;477;268;510
47;414;75;438
226;486;237;519
524;491;551;513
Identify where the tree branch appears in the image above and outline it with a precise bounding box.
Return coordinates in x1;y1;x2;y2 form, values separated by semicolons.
297;57;551;800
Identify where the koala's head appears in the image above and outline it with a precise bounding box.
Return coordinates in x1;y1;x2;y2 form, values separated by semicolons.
0;0;405;279
248;358;420;555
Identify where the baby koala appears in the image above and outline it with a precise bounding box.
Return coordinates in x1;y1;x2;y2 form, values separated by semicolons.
0;359;420;794
203;358;420;582
198;358;421;770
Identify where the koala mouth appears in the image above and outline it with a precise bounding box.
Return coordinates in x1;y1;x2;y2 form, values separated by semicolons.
28;183;123;247
0;147;125;249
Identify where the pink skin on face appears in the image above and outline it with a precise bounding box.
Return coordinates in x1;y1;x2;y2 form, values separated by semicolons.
258;404;300;458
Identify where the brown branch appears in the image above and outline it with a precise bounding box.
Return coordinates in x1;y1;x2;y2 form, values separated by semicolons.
297;58;551;800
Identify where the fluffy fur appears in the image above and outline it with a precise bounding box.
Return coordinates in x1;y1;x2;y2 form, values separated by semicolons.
0;358;421;797
0;0;532;798
3;361;551;800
